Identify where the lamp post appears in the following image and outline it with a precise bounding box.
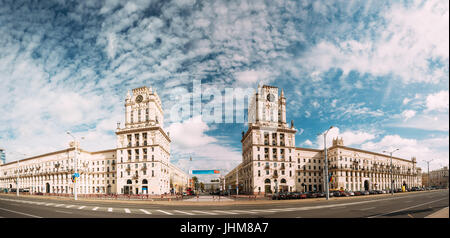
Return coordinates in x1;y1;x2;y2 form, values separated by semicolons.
319;126;333;200
66;131;84;201
16;160;19;197
425;159;433;189
8;152;28;197
383;149;399;195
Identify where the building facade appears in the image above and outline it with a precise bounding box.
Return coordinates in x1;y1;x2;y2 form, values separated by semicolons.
0;86;188;195
225;85;422;195
427;166;449;188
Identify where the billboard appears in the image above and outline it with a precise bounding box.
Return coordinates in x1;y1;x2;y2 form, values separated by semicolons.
191;170;220;175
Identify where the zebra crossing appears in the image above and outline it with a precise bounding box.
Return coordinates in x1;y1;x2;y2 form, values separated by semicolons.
0;197;300;216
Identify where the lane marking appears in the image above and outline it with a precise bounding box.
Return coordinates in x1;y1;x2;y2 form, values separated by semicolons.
55;210;73;214
408;214;414;218
54;204;65;207
213;210;239;214
108;208;113;212
139;209;151;214
191;210;218;215
0;207;42;218
66;205;74;208
173;210;195;215
92;207;99;211
78;206;86;210
230;210;257;214
124;208;131;213
368;198;448;218
156;210;173;215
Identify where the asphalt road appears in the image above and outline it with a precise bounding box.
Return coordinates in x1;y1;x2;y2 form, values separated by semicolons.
0;190;448;218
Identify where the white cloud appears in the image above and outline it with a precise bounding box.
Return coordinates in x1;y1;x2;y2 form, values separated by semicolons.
297;0;449;84
362;135;449;171
315;127;377;149
426;90;449;112
401;110;416;121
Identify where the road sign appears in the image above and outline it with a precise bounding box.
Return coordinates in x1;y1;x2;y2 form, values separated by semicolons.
191;170;220;175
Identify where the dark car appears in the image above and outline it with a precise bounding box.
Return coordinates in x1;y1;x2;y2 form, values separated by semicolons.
354;191;362;196
305;192;318;198
315;192;326;198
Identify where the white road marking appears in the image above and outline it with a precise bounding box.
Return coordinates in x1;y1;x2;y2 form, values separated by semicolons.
368;198;448;218
173;210;195;215
0;207;42;218
108;208;113;212
213;210;238;214
191;210;218;215
124;208;131;213
139;209;151;214
230;210;257;214
92;207;99;211
78;206;86;210
250;209;276;213
66;205;74;208
45;203;54;206
156;210;173;215
54;204;65;207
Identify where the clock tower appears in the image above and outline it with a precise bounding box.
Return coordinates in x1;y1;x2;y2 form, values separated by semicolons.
116;86;171;195
241;85;297;195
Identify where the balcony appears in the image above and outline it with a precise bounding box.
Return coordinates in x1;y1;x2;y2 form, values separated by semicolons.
264;165;270;170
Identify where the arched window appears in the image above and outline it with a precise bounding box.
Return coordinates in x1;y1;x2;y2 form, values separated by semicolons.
264;179;271;184
142;179;148;184
281;179;286;184
127;179;132;184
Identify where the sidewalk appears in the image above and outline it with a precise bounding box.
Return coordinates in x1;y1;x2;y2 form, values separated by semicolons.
184;195;234;202
425;207;449;218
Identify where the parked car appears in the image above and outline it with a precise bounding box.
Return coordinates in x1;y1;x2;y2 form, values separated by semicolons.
299;193;307;199
369;190;377;195
354;191;362;196
306;192;318;198
347;191;355;196
363;191;370;195
332;191;341;197
315;192;326;198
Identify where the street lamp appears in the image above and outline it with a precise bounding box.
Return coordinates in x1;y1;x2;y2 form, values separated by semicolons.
319;126;334;200
383;148;399;195
7;151;28;197
425;159;433;189
66;131;84;201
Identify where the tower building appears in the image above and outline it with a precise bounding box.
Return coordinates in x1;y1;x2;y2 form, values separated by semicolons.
116;86;172;195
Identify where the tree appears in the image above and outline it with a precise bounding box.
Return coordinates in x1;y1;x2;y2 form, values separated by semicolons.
192;176;199;193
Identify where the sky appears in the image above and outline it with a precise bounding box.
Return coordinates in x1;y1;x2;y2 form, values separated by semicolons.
0;0;448;182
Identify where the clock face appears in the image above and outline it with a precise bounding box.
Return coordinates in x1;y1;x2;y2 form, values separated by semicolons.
136;95;143;103
267;93;275;102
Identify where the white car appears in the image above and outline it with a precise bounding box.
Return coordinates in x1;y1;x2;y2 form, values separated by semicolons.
381;190;386;194
348;192;355;196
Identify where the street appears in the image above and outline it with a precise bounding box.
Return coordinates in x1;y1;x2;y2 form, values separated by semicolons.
0;189;448;218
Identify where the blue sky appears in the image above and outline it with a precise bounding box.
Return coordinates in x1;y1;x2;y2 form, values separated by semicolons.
0;0;448;181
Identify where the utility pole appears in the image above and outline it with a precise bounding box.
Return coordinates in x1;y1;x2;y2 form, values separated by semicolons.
319;126;333;200
16;160;19;197
236;169;239;196
383;149;399;195
67;131;84;201
425;160;433;188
